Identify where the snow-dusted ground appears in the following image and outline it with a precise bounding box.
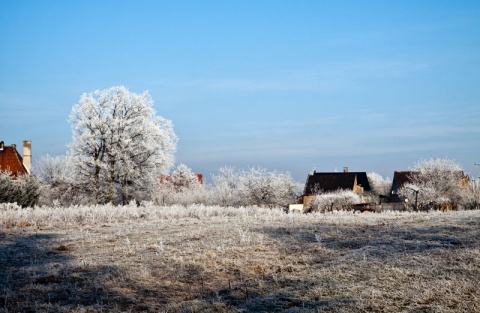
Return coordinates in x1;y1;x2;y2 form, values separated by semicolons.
1;203;479;312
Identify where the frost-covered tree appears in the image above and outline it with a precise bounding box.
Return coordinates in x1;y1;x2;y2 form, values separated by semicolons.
209;166;301;208
367;172;392;196
210;166;242;206
238;167;300;208
34;154;91;206
398;158;467;210
35;154;73;185
68;86;177;204
154;165;300;208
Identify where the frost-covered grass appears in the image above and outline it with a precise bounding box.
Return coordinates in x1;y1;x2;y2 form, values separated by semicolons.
0;203;289;229
1;203;479;312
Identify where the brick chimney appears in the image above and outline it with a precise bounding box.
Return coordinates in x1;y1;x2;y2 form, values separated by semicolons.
343;167;348;173
23;140;32;174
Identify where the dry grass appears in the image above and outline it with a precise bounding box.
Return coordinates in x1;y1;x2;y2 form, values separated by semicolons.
1;203;479;312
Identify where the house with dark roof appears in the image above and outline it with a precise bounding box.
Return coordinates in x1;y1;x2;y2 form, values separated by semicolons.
302;167;372;208
389;171;418;202
389;170;470;205
0;141;32;178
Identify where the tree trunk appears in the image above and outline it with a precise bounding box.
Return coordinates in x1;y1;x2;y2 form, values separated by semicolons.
94;165;100;203
109;160;115;204
121;176;128;205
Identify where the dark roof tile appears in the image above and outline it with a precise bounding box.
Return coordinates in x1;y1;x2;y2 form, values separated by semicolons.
304;172;371;195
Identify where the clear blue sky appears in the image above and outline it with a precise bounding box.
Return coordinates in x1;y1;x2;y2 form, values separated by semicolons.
1;0;479;182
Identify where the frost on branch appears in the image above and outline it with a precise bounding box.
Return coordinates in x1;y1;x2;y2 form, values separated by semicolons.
68;86;177;205
34;154;93;206
210;166;240;207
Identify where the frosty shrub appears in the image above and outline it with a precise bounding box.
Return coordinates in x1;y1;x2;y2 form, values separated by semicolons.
210;166;301;208
35;154;93;206
0;171;40;208
170;164;202;192
398;158;468;210
311;189;361;212
68;86;177;205
155;164;207;206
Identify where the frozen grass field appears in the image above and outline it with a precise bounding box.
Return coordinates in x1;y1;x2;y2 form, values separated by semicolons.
1;204;479;312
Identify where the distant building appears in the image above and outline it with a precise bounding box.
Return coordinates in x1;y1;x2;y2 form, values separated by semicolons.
389;171;418;202
389;170;470;205
0;140;32;177
159;173;203;191
303;167;371;208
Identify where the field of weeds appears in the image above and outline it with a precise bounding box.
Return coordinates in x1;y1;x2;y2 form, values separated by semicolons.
1;203;479;312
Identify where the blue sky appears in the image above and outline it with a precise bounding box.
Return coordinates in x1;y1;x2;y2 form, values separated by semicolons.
1;1;479;182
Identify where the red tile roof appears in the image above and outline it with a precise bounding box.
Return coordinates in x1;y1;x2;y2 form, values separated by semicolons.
159;174;203;185
0;144;28;177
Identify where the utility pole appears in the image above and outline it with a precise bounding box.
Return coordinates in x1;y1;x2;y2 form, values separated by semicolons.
407;186;420;211
475;163;480;209
413;189;419;211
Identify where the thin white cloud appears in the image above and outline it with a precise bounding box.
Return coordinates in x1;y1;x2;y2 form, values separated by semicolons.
177;107;480;166
152;59;431;93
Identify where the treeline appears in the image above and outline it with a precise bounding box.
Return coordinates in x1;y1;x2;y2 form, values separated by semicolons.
1;86;478;211
2;156;479;211
35;157;301;208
